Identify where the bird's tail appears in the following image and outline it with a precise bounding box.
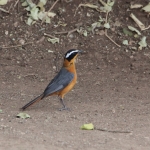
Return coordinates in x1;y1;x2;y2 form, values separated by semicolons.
22;94;44;110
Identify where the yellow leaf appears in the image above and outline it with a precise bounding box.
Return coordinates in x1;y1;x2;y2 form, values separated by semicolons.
80;123;94;130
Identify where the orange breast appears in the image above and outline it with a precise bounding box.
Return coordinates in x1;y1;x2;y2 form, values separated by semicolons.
58;60;77;98
58;73;77;98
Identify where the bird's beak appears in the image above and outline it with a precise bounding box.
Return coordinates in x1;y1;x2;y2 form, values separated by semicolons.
78;50;83;53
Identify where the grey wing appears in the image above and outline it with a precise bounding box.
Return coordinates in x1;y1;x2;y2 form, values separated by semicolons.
43;68;74;97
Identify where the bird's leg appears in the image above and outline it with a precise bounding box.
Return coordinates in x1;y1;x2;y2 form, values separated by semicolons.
59;98;70;111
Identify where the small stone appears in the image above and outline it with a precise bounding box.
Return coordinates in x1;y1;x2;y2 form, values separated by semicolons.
14;22;18;28
111;27;115;31
68;34;74;38
48;50;53;53
87;12;91;17
130;56;134;59
19;39;25;45
5;31;8;35
131;47;137;50
53;66;56;70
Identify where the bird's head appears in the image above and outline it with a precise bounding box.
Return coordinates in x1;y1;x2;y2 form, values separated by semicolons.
63;49;82;67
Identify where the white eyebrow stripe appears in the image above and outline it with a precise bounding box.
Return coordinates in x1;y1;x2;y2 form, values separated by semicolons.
65;50;79;58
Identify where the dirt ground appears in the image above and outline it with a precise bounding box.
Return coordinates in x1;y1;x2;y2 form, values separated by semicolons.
0;0;150;149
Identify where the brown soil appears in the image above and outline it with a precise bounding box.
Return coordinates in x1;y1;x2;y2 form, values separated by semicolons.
0;0;150;149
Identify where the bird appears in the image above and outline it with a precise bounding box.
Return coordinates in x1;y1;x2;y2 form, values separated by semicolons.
21;49;82;111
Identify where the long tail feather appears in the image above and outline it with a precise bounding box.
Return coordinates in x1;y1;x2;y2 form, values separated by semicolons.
22;94;44;110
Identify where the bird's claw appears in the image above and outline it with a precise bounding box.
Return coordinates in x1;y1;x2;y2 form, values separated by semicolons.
59;106;70;111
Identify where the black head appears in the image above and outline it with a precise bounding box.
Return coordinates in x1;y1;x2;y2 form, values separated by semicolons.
64;49;82;61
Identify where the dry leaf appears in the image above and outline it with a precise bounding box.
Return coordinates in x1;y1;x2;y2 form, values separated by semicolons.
47;37;59;44
21;0;55;25
99;0;115;12
123;28;133;36
30;6;39;20
0;0;8;5
138;36;147;50
122;40;128;45
142;3;150;13
130;4;143;9
91;22;101;33
26;17;34;25
104;22;110;29
48;12;56;18
130;13;145;30
128;26;141;35
17;113;30;119
77;28;88;37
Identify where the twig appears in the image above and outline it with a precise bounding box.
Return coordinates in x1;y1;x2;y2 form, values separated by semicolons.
141;25;150;31
96;128;131;133
74;3;100;16
44;33;58;39
129;13;150;32
104;12;121;48
130;13;145;30
105;30;121;47
8;3;13;12
1;42;33;49
24;74;38;77
54;31;69;35
54;28;78;37
41;0;59;24
74;4;81;16
55;28;79;37
67;28;78;37
105;11;109;23
14;0;19;7
0;7;9;13
47;0;59;13
36;36;45;44
55;23;82;37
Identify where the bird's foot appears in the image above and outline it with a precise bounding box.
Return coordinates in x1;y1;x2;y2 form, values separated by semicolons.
59;106;70;111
